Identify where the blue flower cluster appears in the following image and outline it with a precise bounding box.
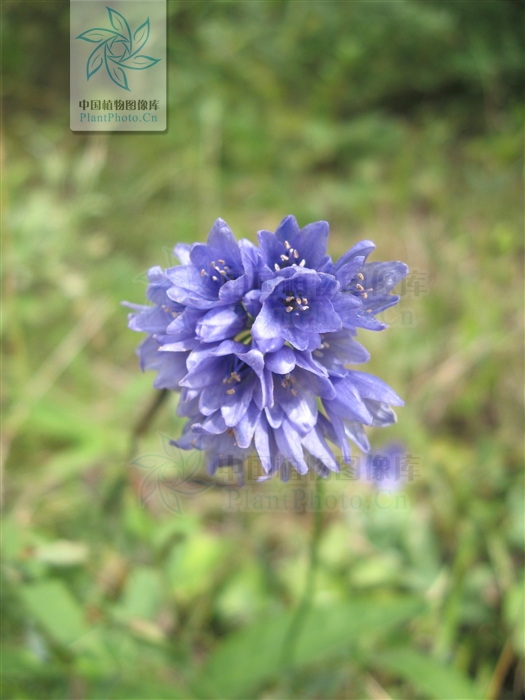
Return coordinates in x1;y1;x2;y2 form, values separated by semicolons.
125;216;408;482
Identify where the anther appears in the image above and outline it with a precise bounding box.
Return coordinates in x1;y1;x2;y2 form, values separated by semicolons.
356;284;364;291
274;263;281;271
362;292;368;299
314;350;324;358
291;389;298;396
302;297;308;304
231;372;241;382
285;296;295;302
210;261;216;267
299;259;306;266
295;297;302;305
357;272;364;280
286;306;294;313
218;259;225;264
280;254;288;262
212;275;218;282
294;250;299;259
301;306;309;311
284;240;291;249
201;269;206;276
226;388;235;395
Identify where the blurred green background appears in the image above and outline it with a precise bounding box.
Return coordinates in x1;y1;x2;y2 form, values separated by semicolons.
2;1;524;698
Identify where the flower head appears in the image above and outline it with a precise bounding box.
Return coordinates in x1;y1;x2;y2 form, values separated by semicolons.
125;216;408;483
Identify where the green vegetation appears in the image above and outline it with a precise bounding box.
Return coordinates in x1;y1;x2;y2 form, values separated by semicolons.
2;2;523;698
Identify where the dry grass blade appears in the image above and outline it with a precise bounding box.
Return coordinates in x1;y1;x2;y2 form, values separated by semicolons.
2;298;114;475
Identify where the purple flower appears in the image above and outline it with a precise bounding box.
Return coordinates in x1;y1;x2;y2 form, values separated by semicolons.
125;216;408;483
364;442;407;491
252;267;342;351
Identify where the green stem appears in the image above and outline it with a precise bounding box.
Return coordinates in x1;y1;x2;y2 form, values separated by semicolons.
104;389;170;514
233;329;252;344
128;388;170;461
281;476;324;670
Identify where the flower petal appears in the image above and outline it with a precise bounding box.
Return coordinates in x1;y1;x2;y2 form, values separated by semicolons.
273;215;300;245
295;220;329;269
173;243;191;265
347;371;404;406
252;301;284;341
324;378;373;425
344;421;370;452
221;376;255;427
166;266;218;309
196;304;247;343
206;218;242;269
265;346;296;374
234;401;260;449
302;424;339;471
274;376;317;436
334;240;376;271
274;420;308;475
362;261;409;295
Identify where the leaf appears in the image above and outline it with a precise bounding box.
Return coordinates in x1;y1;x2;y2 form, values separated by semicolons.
133;18;150;54
106;6;131;43
34;540;88;567
104;44;129;91
373;648;483;700
76;27;121;43
120;567;162;621
86;42;105;80
118;55;161;71
21;580;88;646
197;596;422;698
168;533;228;600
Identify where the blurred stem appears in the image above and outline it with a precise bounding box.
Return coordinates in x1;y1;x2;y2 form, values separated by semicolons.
104;389;170;514
487;639;514;700
282;476;324;670
128;388;170;462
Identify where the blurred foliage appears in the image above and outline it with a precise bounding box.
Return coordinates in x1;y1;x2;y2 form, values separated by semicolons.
2;1;524;699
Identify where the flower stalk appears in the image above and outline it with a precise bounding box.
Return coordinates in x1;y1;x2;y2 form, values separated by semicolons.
281;475;324;670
